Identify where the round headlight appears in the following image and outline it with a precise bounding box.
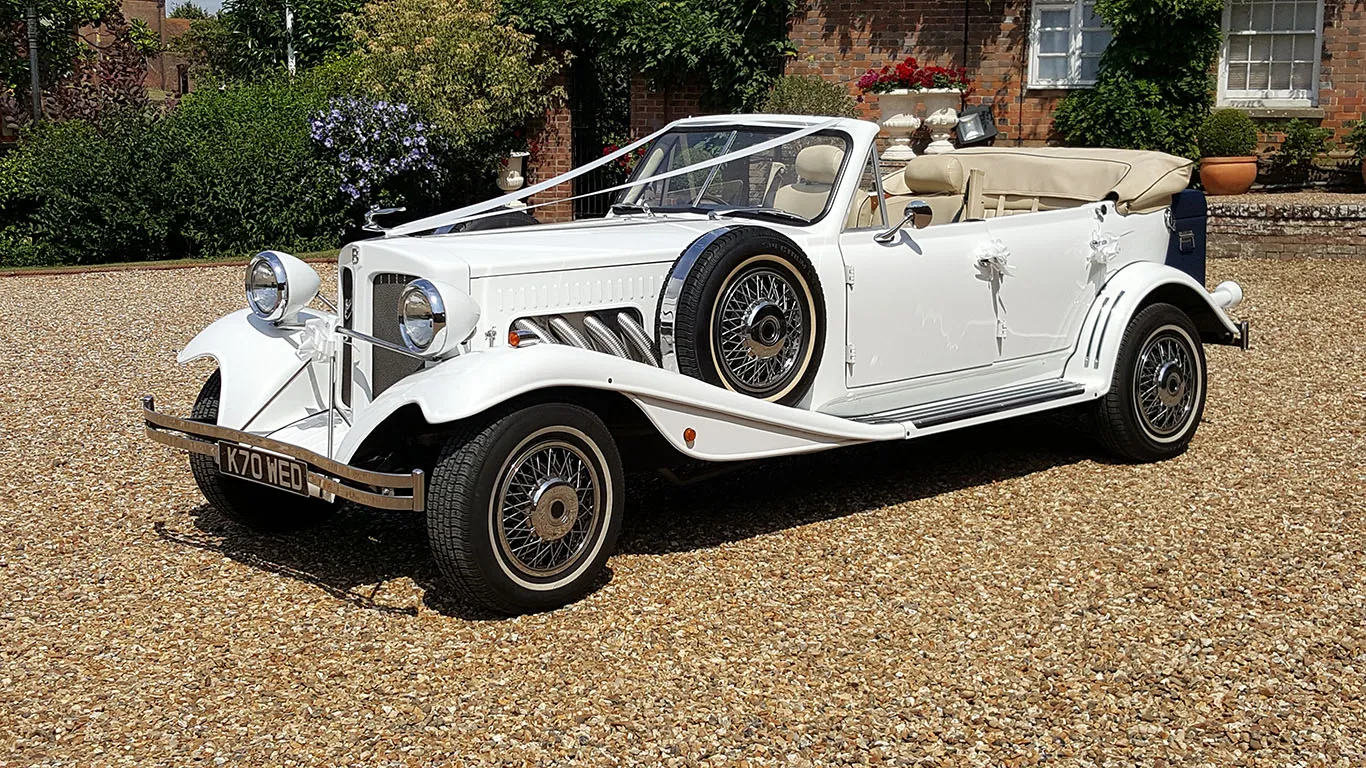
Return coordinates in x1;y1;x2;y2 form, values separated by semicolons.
245;252;289;321
399;279;447;352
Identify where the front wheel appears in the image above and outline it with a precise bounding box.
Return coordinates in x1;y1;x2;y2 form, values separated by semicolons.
188;371;336;532
1093;303;1207;462
427;402;624;614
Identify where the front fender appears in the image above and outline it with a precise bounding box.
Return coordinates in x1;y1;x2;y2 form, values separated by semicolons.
178;308;335;431
1064;261;1241;391
337;345;902;463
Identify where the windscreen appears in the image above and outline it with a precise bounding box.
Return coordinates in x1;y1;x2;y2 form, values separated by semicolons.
619;128;850;222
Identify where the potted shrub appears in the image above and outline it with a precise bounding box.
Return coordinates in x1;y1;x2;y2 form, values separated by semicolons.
1268;119;1333;186
857;57;970;160
1341;121;1366;187
1197;108;1259;196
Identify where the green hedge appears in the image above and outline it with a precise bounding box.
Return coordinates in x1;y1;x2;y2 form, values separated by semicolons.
0;65;353;267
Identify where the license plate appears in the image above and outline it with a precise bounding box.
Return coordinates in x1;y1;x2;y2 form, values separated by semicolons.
218;442;310;497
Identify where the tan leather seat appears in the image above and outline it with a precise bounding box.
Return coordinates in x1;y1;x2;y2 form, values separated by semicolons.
883;155;968;226
773;145;845;220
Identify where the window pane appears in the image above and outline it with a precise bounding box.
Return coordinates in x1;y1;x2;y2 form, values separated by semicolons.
1251;35;1273;61
1038;56;1068;81
1082;28;1111;54
1272;2;1296;29
1230;1;1252;30
1040;29;1069;53
1270;62;1292;89
1080;56;1101;82
1295;1;1319;30
1273;34;1294;61
1291;63;1314;90
1252;2;1274;29
1040;9;1070;28
1228;63;1250;90
1229;37;1251;63
1249;63;1270;89
1293;33;1316;61
1082;1;1103;26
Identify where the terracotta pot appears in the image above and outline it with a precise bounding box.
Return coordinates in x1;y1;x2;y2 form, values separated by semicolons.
1199;156;1258;196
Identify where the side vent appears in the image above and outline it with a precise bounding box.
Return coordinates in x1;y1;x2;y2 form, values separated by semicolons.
512;310;659;366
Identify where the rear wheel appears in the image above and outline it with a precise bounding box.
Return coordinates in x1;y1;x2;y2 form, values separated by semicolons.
1093;303;1207;462
426;402;624;614
188;371;335;532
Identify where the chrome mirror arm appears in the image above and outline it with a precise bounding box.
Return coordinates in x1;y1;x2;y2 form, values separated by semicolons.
873;200;934;244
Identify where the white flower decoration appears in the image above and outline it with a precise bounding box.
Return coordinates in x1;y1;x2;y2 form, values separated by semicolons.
295;316;337;362
974;238;1012;283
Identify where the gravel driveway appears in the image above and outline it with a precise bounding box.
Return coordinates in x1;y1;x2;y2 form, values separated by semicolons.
1;258;1362;767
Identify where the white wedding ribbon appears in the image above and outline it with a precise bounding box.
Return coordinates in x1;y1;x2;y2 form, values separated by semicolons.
383;118;842;238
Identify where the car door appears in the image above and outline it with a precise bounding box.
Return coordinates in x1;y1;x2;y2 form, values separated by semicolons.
839;221;999;388
982;205;1102;361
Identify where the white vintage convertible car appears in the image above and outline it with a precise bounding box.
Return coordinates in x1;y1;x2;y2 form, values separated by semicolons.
144;114;1249;613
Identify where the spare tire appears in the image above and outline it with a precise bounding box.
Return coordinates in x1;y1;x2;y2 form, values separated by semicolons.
657;226;824;407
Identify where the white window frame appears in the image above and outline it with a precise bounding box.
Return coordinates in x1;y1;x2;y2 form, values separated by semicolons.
1217;0;1324;108
1028;1;1110;89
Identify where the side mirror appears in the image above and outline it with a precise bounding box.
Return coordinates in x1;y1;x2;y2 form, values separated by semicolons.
873;200;933;244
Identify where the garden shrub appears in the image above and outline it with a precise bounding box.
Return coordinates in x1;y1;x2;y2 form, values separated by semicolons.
759;75;858;118
308;96;444;212
0;61;354;266
1270;120;1332;171
1052;0;1223;157
1343;121;1366;162
0;111;174;266
1198;108;1258;158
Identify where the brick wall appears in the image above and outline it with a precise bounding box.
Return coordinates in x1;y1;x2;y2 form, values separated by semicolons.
117;0;190;96
1319;0;1366;134
787;0;1059;145
525;73;575;223
629;76;708;138
1209;197;1366;259
785;0;1366;148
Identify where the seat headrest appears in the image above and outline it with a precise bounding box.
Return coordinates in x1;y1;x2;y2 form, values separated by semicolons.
795;145;844;185
902;156;965;195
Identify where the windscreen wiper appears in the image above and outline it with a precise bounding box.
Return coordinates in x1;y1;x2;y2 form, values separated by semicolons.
609;201;654;217
707;207;811;224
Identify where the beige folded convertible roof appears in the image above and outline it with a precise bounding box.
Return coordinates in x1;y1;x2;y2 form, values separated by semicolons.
888;147;1195;214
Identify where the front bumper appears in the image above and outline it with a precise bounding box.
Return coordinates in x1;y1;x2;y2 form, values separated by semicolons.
142;396;425;511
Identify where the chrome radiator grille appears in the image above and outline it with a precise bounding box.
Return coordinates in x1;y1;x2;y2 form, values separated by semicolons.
370;272;423;398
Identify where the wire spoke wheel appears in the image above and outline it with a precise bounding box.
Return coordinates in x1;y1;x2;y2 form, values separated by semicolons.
714;266;806;394
1133;330;1199;438
493;436;602;580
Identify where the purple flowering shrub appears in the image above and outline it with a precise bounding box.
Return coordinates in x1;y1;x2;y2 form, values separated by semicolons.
309;97;443;209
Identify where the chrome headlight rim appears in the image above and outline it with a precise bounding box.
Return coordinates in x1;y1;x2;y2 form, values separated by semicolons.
398;278;448;353
245;251;289;322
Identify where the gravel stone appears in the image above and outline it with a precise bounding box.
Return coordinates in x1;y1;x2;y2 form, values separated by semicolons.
0;258;1362;766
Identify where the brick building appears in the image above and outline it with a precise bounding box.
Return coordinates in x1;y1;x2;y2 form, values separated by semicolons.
628;0;1364;145
119;0;192;98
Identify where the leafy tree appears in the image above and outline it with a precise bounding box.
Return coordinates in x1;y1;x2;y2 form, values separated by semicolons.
504;0;798;111
0;0;117;120
1052;0;1223;157
169;14;234;77
1;8;150;126
220;0;361;78
168;1;210;18
351;0;564;152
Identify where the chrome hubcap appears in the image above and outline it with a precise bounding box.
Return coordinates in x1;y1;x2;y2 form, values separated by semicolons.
716;267;804;393
1135;330;1199;437
496;440;600;578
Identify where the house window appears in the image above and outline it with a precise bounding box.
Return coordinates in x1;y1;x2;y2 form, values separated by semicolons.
1219;0;1323;107
1029;1;1112;88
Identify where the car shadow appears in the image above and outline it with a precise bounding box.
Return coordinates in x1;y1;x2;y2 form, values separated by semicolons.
153;408;1099;620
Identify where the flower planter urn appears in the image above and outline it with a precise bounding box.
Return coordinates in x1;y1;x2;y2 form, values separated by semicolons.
877;90;923;164
1198;156;1258;196
919;88;963;155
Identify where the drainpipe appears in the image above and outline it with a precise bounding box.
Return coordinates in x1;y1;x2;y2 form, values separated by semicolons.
26;3;41;120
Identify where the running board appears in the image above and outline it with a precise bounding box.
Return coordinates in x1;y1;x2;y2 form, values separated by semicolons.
850;379;1086;428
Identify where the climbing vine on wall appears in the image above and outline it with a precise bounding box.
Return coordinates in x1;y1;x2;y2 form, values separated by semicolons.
1051;0;1224;158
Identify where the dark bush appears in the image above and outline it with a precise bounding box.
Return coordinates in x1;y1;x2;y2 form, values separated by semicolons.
1270;120;1333;171
0;64;353;267
1198;108;1258;158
